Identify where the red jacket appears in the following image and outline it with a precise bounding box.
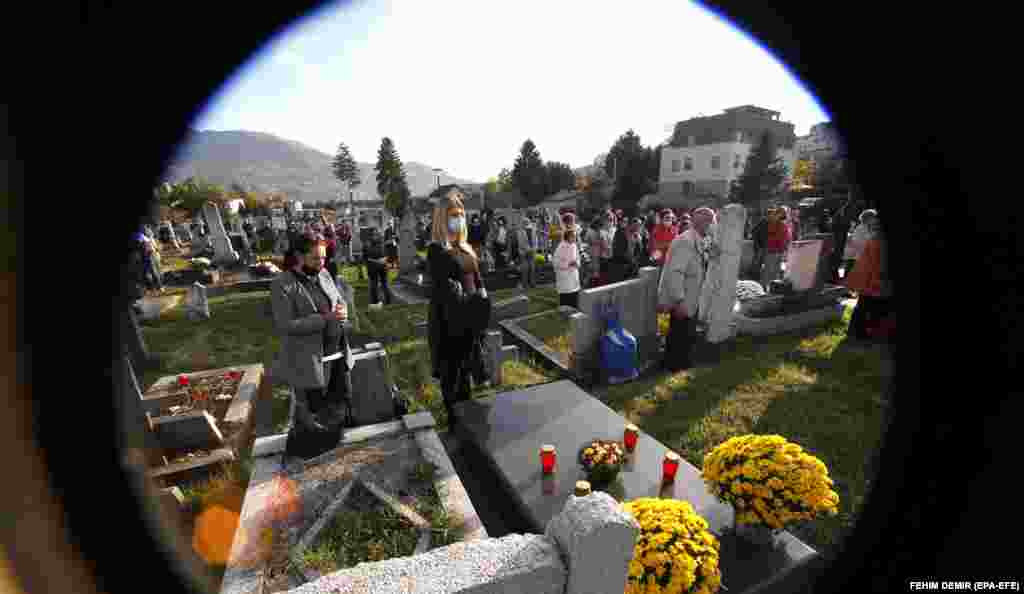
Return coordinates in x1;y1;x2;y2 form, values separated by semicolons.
766;221;791;253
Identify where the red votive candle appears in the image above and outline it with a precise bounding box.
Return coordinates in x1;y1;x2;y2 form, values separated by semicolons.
663;451;681;483
177;375;190;387
624;424;639;452
540;445;557;474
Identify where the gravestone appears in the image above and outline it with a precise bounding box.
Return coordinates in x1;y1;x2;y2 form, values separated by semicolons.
398;211;418;275
698;203;746;344
202;202;240;266
185;282;210;321
570;267;659;381
783;238;826;292
348;348;395;426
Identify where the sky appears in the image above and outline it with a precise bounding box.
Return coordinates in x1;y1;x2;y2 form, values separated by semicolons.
194;0;830;184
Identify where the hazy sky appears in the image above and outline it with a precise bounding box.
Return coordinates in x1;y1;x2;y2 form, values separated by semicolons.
194;0;830;183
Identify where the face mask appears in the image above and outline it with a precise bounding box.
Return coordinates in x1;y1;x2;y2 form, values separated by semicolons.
449;216;465;234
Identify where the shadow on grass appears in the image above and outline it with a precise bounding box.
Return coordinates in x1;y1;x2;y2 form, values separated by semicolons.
592;304;887;556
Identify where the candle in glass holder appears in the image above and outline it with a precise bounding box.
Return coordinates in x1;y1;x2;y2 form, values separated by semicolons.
575;481;592;497
624;424;639;452
540;445;556;474
662;451;681;483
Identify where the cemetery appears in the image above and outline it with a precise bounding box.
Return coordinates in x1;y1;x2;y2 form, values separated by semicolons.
126;201;889;594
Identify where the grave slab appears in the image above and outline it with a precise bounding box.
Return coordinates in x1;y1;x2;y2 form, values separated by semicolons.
152;410;225;451
454;380;816;587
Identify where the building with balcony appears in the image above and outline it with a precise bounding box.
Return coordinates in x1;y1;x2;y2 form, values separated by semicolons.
658;106;798;203
795;122;843;163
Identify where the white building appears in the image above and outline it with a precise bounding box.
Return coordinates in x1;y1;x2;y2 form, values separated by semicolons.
659;133;796;201
795;122;843;163
658;106;798;203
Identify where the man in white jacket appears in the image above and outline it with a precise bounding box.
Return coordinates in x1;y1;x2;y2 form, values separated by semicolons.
657;208;714;372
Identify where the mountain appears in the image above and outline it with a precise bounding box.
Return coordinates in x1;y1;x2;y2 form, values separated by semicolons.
163;129;478;204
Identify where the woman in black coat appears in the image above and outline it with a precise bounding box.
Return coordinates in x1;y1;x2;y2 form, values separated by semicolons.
427;189;490;424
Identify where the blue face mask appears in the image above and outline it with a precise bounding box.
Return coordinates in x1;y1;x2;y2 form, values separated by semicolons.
448;216;465;234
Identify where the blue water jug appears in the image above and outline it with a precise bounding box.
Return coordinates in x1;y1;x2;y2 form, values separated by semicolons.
598;301;639;383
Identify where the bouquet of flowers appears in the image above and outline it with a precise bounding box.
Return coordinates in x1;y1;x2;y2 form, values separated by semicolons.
621;498;722;594
700;435;840;530
579;439;625;484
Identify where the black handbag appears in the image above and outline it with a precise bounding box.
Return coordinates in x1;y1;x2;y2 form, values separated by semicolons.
392;384;410;417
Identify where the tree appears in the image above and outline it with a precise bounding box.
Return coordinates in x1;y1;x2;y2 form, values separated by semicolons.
729;130;789;206
332;142;362;200
375;137;410;220
511;139;547;206
544;161;576;196
497;168;514;192
793;159;815;189
604;130;657;210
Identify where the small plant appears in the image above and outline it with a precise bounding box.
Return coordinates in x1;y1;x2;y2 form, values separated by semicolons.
579;439;625;484
621;498;722;594
409;461;437;485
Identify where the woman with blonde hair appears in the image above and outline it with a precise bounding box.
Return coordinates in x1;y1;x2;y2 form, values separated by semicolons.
427;189;491;424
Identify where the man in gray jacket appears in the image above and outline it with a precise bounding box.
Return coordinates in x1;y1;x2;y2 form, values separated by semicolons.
270;232;360;459
657;208;714;372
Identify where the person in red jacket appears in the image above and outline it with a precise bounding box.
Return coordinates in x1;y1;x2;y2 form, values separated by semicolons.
650;209;678;265
761;208;792;288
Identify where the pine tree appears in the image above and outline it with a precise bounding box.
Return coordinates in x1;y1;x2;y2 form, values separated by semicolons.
375;137;410;220
729;130;789;206
511;139;546;206
604;130;657;210
332;142;361;197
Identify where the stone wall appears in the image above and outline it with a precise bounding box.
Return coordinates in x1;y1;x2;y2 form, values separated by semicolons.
570;267;660;383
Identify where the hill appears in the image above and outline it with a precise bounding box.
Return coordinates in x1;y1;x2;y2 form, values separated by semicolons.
163;129;477;204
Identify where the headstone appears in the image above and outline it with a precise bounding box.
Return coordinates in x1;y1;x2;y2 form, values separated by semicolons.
348;348;395;426
783;238;825;292
185;282;210;321
545;492;639;594
202;202;240;266
698;203;746;344
398;211;418;274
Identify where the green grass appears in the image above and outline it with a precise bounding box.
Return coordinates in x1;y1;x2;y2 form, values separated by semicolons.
519;311;573;364
269;385;293;434
591;301;886;552
300;485;420;573
139;266;883;557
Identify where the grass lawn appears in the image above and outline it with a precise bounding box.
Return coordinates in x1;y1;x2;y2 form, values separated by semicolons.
591;302;889;554
138;267;886;562
518;310;573;365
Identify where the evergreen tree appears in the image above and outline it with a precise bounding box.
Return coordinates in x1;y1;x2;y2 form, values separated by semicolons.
332;142;362;197
604;130;657;210
544;161;577;195
511;139;547;206
729;130;789;206
497;168;514;192
375;137;410;220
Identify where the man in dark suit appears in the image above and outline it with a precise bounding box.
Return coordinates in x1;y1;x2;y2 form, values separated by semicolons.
270;232;359;459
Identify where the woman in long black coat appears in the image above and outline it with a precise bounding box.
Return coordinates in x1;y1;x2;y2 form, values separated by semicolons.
427;190;490;424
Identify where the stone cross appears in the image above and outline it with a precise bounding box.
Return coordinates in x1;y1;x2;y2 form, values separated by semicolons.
202;202;240;266
698;203;746;344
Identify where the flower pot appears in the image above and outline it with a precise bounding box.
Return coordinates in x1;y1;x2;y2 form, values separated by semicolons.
734;515;780;548
585;462;621;486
